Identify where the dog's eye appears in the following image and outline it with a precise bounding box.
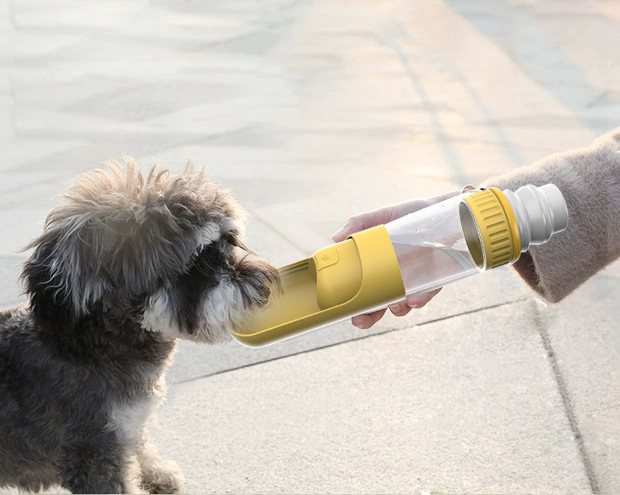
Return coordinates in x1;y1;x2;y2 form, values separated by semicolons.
224;231;240;247
187;245;207;269
224;232;256;257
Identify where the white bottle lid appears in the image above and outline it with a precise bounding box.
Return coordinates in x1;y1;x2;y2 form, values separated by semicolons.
503;184;569;251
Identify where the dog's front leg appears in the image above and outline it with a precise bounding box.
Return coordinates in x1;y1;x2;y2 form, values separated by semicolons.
59;432;137;494
136;432;184;494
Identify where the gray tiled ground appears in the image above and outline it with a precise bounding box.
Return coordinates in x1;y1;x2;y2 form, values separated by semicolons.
151;302;590;494
1;0;619;493
537;274;620;494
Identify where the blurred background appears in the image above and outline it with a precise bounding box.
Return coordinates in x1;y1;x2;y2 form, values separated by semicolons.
1;1;618;493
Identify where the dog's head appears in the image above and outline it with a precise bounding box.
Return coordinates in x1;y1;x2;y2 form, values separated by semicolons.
22;159;279;343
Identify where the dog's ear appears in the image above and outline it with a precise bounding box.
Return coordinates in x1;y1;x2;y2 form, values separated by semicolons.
20;205;118;331
20;194;182;322
21;232;78;334
21;209;122;324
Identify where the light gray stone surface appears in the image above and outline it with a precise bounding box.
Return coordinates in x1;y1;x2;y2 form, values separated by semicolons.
151;302;590;494
536;272;620;494
0;0;618;493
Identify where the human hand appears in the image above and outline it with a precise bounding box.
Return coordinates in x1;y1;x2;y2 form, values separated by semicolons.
330;190;460;329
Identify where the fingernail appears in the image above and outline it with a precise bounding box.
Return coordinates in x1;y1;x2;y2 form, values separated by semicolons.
388;303;401;311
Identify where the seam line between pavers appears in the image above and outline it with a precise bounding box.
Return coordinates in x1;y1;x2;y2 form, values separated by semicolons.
532;300;600;494
176;297;530;385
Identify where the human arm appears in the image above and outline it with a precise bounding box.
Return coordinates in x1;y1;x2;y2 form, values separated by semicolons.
332;128;620;327
483;128;620;302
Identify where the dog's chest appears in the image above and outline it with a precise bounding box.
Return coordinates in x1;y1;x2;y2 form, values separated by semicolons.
106;376;166;445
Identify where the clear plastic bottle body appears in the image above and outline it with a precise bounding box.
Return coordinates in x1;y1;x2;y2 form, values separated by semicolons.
384;192;483;296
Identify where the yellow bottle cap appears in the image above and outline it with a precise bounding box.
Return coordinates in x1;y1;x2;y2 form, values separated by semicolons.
460;188;521;270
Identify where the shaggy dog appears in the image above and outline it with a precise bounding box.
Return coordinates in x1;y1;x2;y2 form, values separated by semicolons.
0;160;278;493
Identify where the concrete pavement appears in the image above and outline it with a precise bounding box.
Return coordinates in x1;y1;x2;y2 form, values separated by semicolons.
1;0;618;493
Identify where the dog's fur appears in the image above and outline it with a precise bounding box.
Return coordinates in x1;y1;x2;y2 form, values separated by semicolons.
0;160;278;493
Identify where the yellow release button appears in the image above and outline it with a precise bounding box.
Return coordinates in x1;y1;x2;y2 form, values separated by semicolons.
314;246;339;270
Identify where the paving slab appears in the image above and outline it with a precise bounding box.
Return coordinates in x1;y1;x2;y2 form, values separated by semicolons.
535;270;620;493
150;301;589;494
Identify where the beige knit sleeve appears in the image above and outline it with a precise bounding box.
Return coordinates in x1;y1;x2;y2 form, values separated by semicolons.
482;128;620;302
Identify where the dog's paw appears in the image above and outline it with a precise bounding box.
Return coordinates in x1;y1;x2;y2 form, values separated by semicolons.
140;459;184;494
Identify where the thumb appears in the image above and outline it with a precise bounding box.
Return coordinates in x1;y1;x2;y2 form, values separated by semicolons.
330;218;366;242
330;206;399;243
330;223;354;242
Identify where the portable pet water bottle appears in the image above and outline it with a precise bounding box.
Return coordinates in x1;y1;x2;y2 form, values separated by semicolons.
228;185;569;347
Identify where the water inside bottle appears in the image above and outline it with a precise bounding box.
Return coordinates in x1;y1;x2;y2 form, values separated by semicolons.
385;195;481;296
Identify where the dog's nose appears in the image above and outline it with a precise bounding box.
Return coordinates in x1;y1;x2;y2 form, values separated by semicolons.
234;256;279;309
